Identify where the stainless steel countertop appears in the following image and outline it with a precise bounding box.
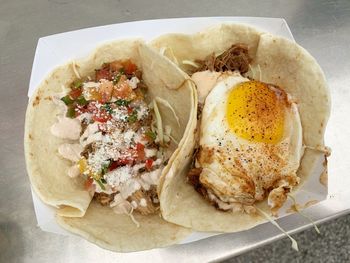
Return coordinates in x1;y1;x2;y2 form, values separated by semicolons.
1;0;349;262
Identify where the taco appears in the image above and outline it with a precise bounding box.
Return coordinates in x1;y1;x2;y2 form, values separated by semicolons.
24;40;197;251
151;23;331;232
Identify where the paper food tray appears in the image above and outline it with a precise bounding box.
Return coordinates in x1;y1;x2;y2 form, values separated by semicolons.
28;17;330;245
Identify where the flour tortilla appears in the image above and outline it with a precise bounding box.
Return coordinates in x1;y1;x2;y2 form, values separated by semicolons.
24;40;196;251
152;23;331;232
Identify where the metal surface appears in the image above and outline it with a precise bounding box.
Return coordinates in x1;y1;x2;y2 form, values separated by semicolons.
1;0;350;262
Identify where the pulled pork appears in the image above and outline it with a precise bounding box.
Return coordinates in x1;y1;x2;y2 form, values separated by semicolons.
94;192;116;206
195;44;251;74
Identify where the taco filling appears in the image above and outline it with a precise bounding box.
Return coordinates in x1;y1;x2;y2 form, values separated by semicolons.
51;59;172;216
185;44;304;215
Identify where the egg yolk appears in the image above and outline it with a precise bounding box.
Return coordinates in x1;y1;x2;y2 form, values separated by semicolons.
226;81;288;144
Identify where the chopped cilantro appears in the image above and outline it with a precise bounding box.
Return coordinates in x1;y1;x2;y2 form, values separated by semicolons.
101;103;113;114
127;111;138;123
95;179;106;190
66;106;76;118
101;162;110;175
61;95;74;105
145;131;156;141
115;99;130;107
71;79;83;89
112;73;122;84
76;95;88;106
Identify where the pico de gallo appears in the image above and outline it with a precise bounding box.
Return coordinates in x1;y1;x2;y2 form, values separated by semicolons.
51;59;174;216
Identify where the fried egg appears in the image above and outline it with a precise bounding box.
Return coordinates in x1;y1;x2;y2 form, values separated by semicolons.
197;72;303;213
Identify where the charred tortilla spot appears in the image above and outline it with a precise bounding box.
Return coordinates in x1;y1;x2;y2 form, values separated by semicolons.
32;96;41;106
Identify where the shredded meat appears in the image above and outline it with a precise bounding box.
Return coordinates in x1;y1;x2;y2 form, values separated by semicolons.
187;168;202;189
197;103;203;120
81;143;95;159
195;44;251;74
94;192;116;206
128;189;158;215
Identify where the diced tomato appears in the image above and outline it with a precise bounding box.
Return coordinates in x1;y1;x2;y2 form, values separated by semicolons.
122;60;137;74
113;80;133;99
95;68;111;81
87;102;111;123
92;109;111;123
69;88;82;99
108;161;119;171
87;102;98;113
84;177;94;190
99;81;113;103
75;104;87;116
109;158;134;171
127;106;133;114
120;158;134;165
145;159;153;171
136;143;145;161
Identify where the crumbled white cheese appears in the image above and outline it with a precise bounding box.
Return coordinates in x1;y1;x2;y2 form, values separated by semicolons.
140;168;162;189
145;148;157;158
133;131;148;145
132;163;145;172
112;108;128;121
136;104;149;120
138;178;151;190
104;166;133;187
123;130;135;145
127;76;140;89
87;148;111;174
153;158;163;166
120;179;141;199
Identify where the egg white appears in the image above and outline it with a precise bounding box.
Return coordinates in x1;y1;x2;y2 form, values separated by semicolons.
197;72;303;212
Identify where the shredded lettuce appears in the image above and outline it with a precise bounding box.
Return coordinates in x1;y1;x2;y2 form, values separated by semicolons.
159;47;166;56
155;96;180;127
159;46;179;65
248;64;255;79
288;194;320;234
257;64;262;81
153;99;164;145
255;206;299;251
112;203;140;228
72;61;81;79
182;60;200;68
